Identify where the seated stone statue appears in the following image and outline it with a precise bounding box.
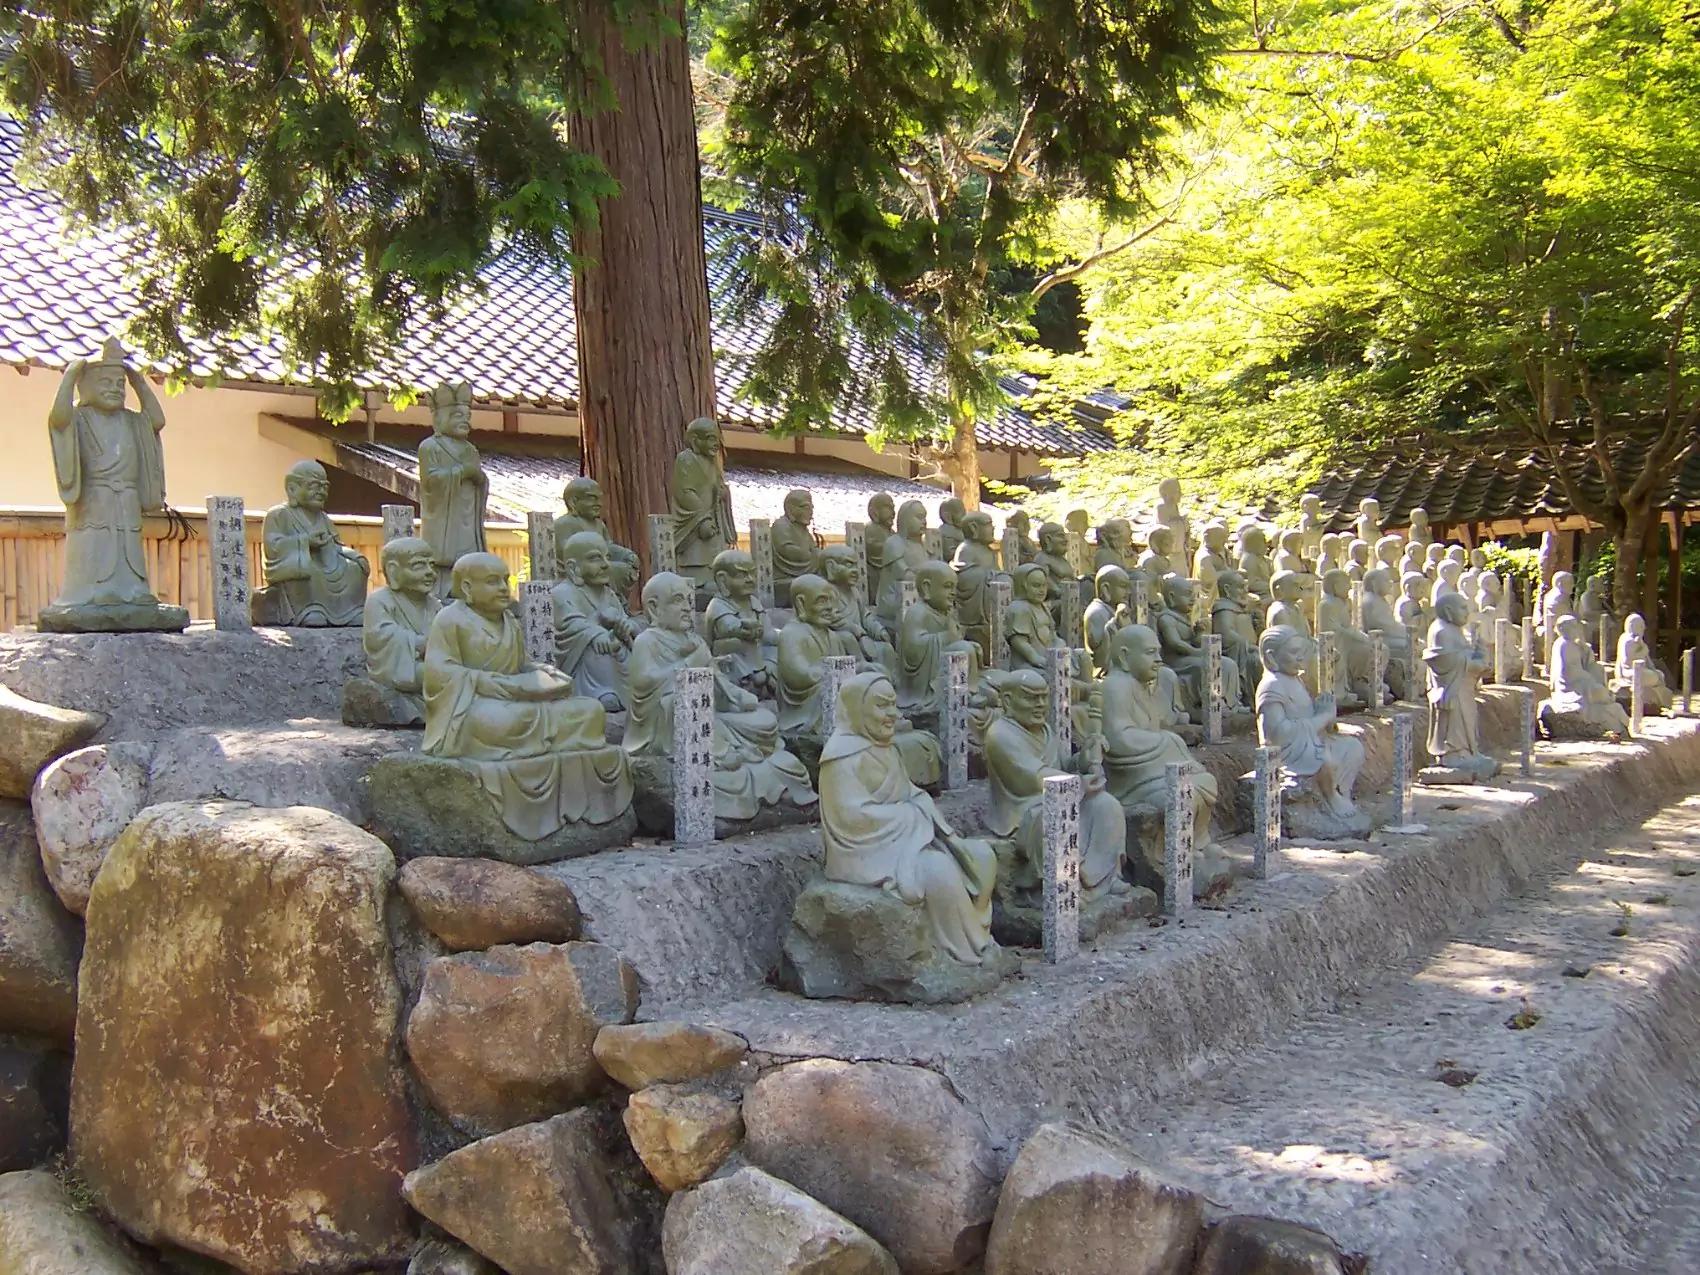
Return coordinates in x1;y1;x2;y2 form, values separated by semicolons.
1542;615;1631;737
863;492;898;597
1274;531;1320;611
1397;571;1431;640
421;553;634;843
938;497;967;562
1191;522;1230;602
1085;565;1133;674
626;572;816;823
1421;591;1499;782
898;560;983;715
1266;570;1313;642
1578;574;1611;633
346;536;441;727
671;417;737;590
553;476;638;575
783;671;1015;1004
1006;563;1066;673
1408;506;1434;547
876;499;934;622
1154;574;1240;716
1255;626;1368;836
1236;523;1274;612
251;460;370;626
1094;518;1135;572
1033;522;1076;630
951;511;1001;661
1138;526;1178;581
771;488;823;605
1375;535;1404;573
1473;570;1518;677
550;531;640;712
1317;568;1372;708
1211;569;1262;697
1361;566;1411;699
1616;612;1673;711
1540;570;1576;645
704;549;777;697
1297;494;1325;558
1155;476;1191;564
1004;509;1038;566
821;543;896;673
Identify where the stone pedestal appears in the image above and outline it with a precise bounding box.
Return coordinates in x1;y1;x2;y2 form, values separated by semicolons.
206;496;251;632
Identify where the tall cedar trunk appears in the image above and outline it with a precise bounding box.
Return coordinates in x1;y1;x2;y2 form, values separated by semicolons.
570;2;718;575
1611;505;1659;639
948;405;983;509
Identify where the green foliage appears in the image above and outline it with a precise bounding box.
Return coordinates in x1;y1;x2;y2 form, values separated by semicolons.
1479;543;1541;601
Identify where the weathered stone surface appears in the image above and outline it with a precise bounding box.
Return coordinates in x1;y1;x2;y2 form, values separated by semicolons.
742;1059;1001;1274
1193;1216;1347;1275
628;754;817;841
406;941;638;1135
984;1122;1204;1275
370;753;638;865
71;801;414;1272
342;676;426;729
408;1238;502;1275
400;858;582;952
0;803;80;1042
0;685;101;800
623;1084;743;1192
592;1021;748;1090
663;1166;899;1275
0;1039;69;1173
402;1110;634;1275
29;742;150;918
0;1171;152;1275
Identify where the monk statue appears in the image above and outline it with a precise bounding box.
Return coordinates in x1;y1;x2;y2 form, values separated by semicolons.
1616;613;1673;711
877;499;934;622
1346;539;1372;582
1211;569;1262;696
1153;477;1190;562
1361;566;1411;699
704;549;778;697
1191;522;1230;602
553;476;638;574
1234;523;1274;614
1297;493;1326;559
783;671;1015;1003
1474;570;1516;678
1400;541;1425;578
821;543;896;673
864;492;898;598
1421;590;1499;781
1540;570;1577;644
951;511;1001;662
1356;497;1382;546
1256;625;1368;834
1032;522;1075;628
550;531;640;712
1138;525;1178;581
1397;571;1431;640
625;572;816;822
938;497;967;562
1085;564;1133;674
1005;563;1066;673
1578;574;1611;637
345;536;442;727
1094;518;1135;572
1541;615;1631;737
423;553;634;841
1424;542;1448;574
418;381;487;597
251;460;370;626
1317;568;1373;708
670;417;736;590
771;488;823;605
42;337;189;632
898;560;983;715
1407;506;1434;547
1004;509;1038;566
1274;528;1314;581
1155;574;1240;716
1266;569;1312;638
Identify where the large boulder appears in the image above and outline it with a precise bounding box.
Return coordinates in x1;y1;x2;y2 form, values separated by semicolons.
402;1110;635;1275
663;1167;899;1275
592;1022;748;1090
399;858;582;952
622;1084;743;1193
29;743;151;917
742;1059;1001;1274
71;801;415;1272
983;1123;1204;1275
0;1039;70;1173
406;942;638;1136
0;803;80;1042
408;1239;502;1274
1193;1216;1348;1275
0;1171;152;1274
0;685;102;800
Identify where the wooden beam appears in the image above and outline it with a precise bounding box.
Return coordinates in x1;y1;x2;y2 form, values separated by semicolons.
502;409;520;434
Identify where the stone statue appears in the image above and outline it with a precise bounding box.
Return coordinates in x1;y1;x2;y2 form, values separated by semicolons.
1397;571;1431;639
423;553;634;841
418;382;487;596
1435;559;1466;618
670;417;736;589
704;549;777;697
1211;569;1262;695
771;488;823;604
898;560;982;714
951;511;1001;662
938;497;967;562
1317;568;1373;707
625;572;816;820
877;499;934;621
1346;539;1371;582
1298;493;1326;559
1256;626;1368;834
864;492;898;596
1540;570;1576;642
1474;570;1513;671
1578;574;1611;634
1356;498;1382;546
1004;509;1038;566
1421;591;1499;781
1005;563;1066;673
1400;541;1425;577
1361;566;1411;699
782;671;1015;1003
251;460;371;626
1138;526;1178;581
1155;574;1240;715
1407;507;1434;546
1192;522;1230;600
1236;523;1274;611
1034;522;1076;630
1094;518;1135;572
821;543;896;672
1459;547;1488;606
1267;570;1312;636
1316;533;1346;580
551;531;640;712
1616;613;1673;710
1274;531;1318;609
1541;615;1631;737
346;536;442;727
1423;542;1447;573
1375;535;1404;573
1155;477;1191;565
554;476;638;575
1085;565;1133;674
42;338;190;633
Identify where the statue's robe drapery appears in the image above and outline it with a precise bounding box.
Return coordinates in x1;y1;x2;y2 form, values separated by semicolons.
897;601;981;713
771;515;822;586
51;406;165;606
1239;550;1274;606
951;541;999;659
1255;670;1346;781
1266;599;1312;637
831;582;896;673
878;533;933;621
983;716;1125;900
363;587;439;698
671;450;736;576
550;577;631;708
1212;598;1262;694
553;512;638;570
1094;541;1129;573
257;503;369;625
1101;670;1218;812
418;434;487;577
820;730;996;965
423;601;632;840
624;624;816;820
1423;619;1487;759
1005;598;1062;673
705;595;774;689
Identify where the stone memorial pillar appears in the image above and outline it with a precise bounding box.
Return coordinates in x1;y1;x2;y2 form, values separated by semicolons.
1370;630;1387;710
942;649;971;790
648;514;678;576
1058;575;1084;651
526;512;557;583
1631;658;1646;736
1252;745;1281;879
672;666;716;847
748;518;775;610
1599;614;1617;664
1519;686;1535;775
1203;634;1224;744
1385;711;1426;834
1067;530;1091;580
819;654;856;736
899;578;919;616
1522;617;1537;681
1000;525;1021;574
1684;648;1695;715
519;581;553;665
990;578;1012;670
1318;631;1339;703
1163;762;1195;916
1131;577;1150;628
923;528;943;563
1494;618;1513;685
1350;580;1365;630
1042;773;1083;964
381;504;414;544
206;496;251;632
843;521;870;603
1046;645;1072;760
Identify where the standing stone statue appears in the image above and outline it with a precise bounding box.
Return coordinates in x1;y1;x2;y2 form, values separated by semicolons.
1346;538;1372;582
1616;613;1673;710
898;560;983;714
551;531;640;712
877;499;935;620
1191;522;1230;601
1407;507;1434;547
251;460;370;626
1094;518;1135;572
783;671;1015;1004
42;337;189;632
938;497;968;562
1084;565;1133;674
951;511;1001;661
1211;569;1262;696
1317;568;1372;708
1236;522;1275;614
1298;493;1326;559
1577;574;1612;635
1155;477;1191;564
864;492;898;594
554;476;638;573
1375;534;1405;573
1138;526;1178;581
1540;570;1577;643
1155;575;1240;716
821;543;896;673
1421;591;1499;781
1266;570;1313;637
345;536;442;727
705;548;778;698
770;488;823;604
418;382;487;597
1256;625;1368;835
671;417;736;590
1356;497;1382;546
1397;571;1432;639
1541;615;1631;737
1033;522;1076;629
1004;509;1038;566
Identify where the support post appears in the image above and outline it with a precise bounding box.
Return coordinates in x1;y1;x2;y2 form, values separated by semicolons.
382;504;415;544
1163;762;1195;916
206;496;251;632
1042;773;1083;964
1252;745;1281;879
672;666;716;847
748;518;775;610
520;581;554;666
648;514;678;576
527;512;558;582
1203;635;1224;744
942;649;971;790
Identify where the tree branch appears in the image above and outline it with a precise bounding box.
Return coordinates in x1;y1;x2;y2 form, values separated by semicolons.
1029;214;1176;302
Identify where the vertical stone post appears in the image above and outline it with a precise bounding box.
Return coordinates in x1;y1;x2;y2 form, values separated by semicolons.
1599;614;1617;666
1046;645;1072;760
1519;686;1535;775
1350;580;1365;630
520;581;554;666
382;504;415;544
1631;658;1646;736
843;521;870;605
1370;631;1387;710
1067;531;1090;580
819;654;856;735
1522;617;1537;682
1543;611;1557;676
1163;762;1195;916
206;496;251;632
1392;711;1416;828
1203;634;1224;744
1684;648;1695;715
1058;576;1083;651
1001;524;1022;574
1252;745;1281;879
923;528;943;563
1318;631;1339;701
748;518;775;610
1131;578;1150;628
1041;774;1083;965
648;514;678;576
942;649;971;790
672;666;716;847
1494;618;1513;685
990;578;1012;670
527;512;557;583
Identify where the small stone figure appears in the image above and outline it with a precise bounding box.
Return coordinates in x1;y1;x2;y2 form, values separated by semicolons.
1212;569;1263;696
1255;626;1368;835
1317;568;1373;708
951;511;1001;662
1236;523;1275;612
1267;571;1313;636
1421;591;1499;782
1005;509;1039;566
898;560;983;714
1375;535;1405;573
1399;541;1425;577
1154;477;1191;565
1423;542;1447;573
782;671;1015;1004
418;382;487;597
1474;570;1515;674
1274;530;1318;607
1033;522;1076;630
1298;493;1326;558
938;497;968;562
626;572;816;821
771;488;823;604
346;536;442;727
1540;570;1576;643
821;544;896;673
1616;613;1673;710
252;460;371;626
1346;538;1372;582
1156;574;1241;715
1138;526;1178;581
1192;522;1230;601
1095;518;1135;572
1407;507;1434;546
704;549;777;697
1541;615;1631;737
1578;574;1611;633
1361;566;1411;699
1085;565;1133;674
671;417;737;590
1316;533;1347;580
864;492;898;595
1397;571;1431;639
554;476;638;574
877;499;934;621
1459;546;1488;606
551;531;640;711
1356;497;1382;546
42;337;189;632
1005;563;1065;672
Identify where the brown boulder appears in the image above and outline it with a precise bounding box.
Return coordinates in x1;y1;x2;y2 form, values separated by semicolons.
0;1170;151;1274
984;1122;1204;1275
0;684;102;800
742;1059;1001;1275
0;803;80;1043
408;1238;502;1274
30;741;151;916
406;941;638;1135
399;858;582;951
402;1110;634;1275
623;1084;743;1192
71;801;415;1272
1194;1216;1348;1275
663;1166;899;1275
592;1021;748;1090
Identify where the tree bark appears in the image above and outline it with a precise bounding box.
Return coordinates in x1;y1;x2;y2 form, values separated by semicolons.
570;1;718;574
1611;504;1659;631
945;405;983;508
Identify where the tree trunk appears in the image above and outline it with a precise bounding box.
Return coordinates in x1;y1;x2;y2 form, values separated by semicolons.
946;405;983;509
1611;504;1659;629
570;1;718;574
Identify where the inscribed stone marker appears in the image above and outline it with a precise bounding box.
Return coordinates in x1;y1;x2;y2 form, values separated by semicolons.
1203;634;1224;744
1042;773;1082;964
843;521;870;604
1494;618;1512;685
942;649;970;790
819;655;855;736
1684;648;1695;715
382;504;414;544
1368;630;1387;710
672;666;715;847
990;578;1012;671
1131;577;1150;628
1350;580;1365;630
1058;575;1083;651
1519;686;1535;775
1046;645;1072;760
1318;631;1339;703
1252;745;1281;879
1522;617;1536;681
899;578;919;616
1390;711;1419;830
1163;762;1195;916
923;528;943;563
648;515;678;575
206;496;251;632
1631;659;1646;736
1067;530;1091;580
526;512;557;583
1000;525;1021;574
748;518;775;610
519;581;553;665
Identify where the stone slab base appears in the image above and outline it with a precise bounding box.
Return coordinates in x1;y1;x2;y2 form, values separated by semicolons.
993;884;1157;949
340;678;423;729
37;601;188;634
627;754;818;842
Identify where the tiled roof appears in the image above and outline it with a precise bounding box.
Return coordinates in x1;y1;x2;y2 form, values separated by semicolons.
0;118;1111;457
